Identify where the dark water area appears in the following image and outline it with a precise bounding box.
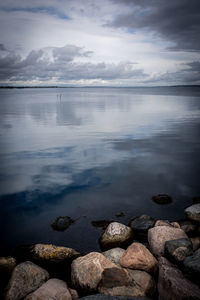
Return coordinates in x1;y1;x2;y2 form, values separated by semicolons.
0;87;200;255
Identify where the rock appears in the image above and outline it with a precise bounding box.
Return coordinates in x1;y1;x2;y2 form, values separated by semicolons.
29;243;80;263
128;269;156;297
69;288;79;299
5;261;49;300
91;220;114;230
25;278;72;299
0;257;16;275
164;238;193;264
184;249;200;284
185;204;200;222
51;216;75;231
103;248;125;265
158;257;200;300
79;295;152;300
155;220;180;228
129;215;155;242
152;194;172;204
178;219;197;234
71;252;118;292
115;212;125;218
191;237;200;251
148;225;187;257
120;242;157;273
100;222;133;250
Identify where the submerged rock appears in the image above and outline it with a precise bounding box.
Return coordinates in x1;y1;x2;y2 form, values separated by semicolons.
25;278;72;300
115;212;125;218
148;225;187;257
129;215;155;242
100;222;133;250
5;261;49;300
164;238;193;264
120;242;157;273
185;204;200;222
91;220;114;230
158;257;200;300
51;216;76;231
71;252;118;292
103;248;125;265
151;194;172;205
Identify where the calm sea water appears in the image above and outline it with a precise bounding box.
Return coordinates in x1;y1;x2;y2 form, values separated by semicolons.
0;87;200;254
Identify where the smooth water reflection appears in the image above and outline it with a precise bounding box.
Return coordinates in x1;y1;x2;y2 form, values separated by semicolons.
0;87;200;254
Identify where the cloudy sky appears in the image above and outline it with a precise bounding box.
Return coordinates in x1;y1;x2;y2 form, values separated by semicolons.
0;0;200;86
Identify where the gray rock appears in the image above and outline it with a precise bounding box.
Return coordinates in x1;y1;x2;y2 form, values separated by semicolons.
100;222;133;250
5;261;49;300
152;194;172;204
25;278;72;300
154;220;180;228
79;295;152;300
184;249;200;284
148;225;187;257
103;248;125;265
185;204;200;222
129;215;155;242
164;238;193;263
178;219;197;234
158;257;200;300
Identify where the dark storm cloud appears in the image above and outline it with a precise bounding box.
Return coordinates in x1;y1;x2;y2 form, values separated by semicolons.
109;0;200;51
0;44;7;51
0;44;146;83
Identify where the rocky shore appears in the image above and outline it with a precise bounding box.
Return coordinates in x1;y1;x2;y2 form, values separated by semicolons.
1;202;200;300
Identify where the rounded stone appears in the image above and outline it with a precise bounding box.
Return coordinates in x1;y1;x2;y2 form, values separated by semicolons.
185;204;200;222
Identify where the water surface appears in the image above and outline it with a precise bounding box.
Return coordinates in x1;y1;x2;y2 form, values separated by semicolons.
0;87;200;254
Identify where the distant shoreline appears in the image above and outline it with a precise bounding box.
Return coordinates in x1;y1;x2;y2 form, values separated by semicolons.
0;85;200;89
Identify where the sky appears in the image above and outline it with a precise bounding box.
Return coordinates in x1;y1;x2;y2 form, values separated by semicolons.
0;0;200;86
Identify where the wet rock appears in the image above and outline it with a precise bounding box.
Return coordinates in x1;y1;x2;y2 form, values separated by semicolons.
5;261;49;300
129;215;155;242
103;248;125;265
148;225;187;257
69;288;79;299
91;220;114;230
158;257;200;300
51;216;75;231
100;222;133;250
79;295;152;300
164;238;193;264
25;278;72;300
191;237;200;251
71;252;118;292
155;220;180;228
178;219;197;234
185;204;200;222
152;194;172;204
184;249;200;284
0;257;16;275
120;242;157;273
30;243;80;263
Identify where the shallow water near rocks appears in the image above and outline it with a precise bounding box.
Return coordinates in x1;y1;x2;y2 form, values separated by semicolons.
0;86;200;255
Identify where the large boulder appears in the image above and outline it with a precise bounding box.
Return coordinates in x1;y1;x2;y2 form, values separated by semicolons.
129;215;155;242
164;238;193;264
100;222;133;250
148;225;187;257
120;243;157;273
98;267;155;297
183;249;200;285
185;204;200;222
71;252;118;292
158;257;200;300
103;248;125;265
5;261;49;300
25;278;72;300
